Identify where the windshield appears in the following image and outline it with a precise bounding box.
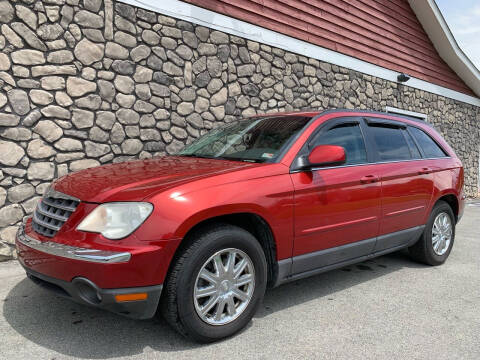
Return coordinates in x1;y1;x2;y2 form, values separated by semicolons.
178;115;311;163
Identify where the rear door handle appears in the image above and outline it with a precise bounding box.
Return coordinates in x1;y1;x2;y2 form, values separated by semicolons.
418;167;431;175
360;175;379;184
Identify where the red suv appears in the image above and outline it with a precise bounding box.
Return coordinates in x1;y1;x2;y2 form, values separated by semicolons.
16;110;464;342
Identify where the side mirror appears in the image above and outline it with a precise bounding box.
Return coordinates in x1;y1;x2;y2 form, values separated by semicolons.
308;145;346;167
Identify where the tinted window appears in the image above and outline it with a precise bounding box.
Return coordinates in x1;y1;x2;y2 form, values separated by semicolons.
409;127;447;158
179;116;311;162
403;131;422;159
312;124;367;164
369;125;411;161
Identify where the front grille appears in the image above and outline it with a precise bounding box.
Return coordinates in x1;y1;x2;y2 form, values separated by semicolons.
32;195;80;237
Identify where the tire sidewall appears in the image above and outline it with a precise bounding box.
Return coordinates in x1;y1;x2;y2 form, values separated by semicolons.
424;202;455;265
175;227;267;342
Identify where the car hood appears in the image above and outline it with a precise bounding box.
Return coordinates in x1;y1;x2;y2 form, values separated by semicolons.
52;156;260;203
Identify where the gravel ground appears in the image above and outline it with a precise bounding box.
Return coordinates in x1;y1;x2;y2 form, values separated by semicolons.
1;203;479;360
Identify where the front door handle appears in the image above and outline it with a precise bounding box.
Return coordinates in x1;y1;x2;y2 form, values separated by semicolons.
360;175;379;184
418;167;431;175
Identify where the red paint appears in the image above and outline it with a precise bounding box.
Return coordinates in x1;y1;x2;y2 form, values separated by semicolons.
291;163;382;255
181;0;474;95
17;110;464;290
308;145;346;166
53;156;261;203
375;159;434;234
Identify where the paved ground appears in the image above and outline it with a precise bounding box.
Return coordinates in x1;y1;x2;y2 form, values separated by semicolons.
1;204;479;360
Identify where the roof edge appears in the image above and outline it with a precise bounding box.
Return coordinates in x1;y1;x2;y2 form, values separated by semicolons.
409;0;480;97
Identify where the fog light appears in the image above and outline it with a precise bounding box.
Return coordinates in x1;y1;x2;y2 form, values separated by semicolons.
73;278;102;305
115;293;148;302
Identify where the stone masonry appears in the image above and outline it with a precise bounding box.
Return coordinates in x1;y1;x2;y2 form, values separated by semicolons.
0;0;479;260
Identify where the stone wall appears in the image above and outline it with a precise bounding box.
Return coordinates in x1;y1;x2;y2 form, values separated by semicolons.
0;0;479;260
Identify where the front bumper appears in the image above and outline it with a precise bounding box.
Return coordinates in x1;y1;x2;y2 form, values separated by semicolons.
24;266;162;319
16;220;166;319
16;225;132;263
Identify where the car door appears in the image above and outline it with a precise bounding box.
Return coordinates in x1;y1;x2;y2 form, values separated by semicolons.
290;117;381;275
363;118;434;252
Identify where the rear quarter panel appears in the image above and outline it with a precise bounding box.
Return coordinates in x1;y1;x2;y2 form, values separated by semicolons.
416;124;464;222
427;157;464;222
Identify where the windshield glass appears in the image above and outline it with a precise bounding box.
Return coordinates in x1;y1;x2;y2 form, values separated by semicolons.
178;115;311;162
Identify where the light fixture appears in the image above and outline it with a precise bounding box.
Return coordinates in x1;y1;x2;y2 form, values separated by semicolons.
397;73;411;83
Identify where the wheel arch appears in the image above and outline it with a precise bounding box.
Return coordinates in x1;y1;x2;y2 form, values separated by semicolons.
436;193;459;222
170;211;279;288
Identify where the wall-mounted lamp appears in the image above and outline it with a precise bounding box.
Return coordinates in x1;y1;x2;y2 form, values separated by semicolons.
397;73;411;83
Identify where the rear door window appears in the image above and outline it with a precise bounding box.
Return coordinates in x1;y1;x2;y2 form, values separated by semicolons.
409;127;448;158
368;125;411;161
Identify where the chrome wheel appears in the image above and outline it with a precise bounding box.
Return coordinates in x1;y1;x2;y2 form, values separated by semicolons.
193;248;255;326
432;212;452;256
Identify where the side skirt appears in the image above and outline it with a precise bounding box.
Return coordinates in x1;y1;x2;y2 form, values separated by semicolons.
274;225;425;287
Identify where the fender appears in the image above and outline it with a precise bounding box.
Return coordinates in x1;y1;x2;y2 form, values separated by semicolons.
174;203;273;239
138;172;296;260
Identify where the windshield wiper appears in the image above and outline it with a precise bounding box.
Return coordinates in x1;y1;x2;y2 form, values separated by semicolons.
179;154;263;163
216;156;264;163
178;154;216;159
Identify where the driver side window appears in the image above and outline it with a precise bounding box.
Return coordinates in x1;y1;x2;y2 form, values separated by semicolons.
311;123;367;165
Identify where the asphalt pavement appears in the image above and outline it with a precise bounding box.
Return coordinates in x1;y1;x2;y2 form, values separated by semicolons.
1;203;479;359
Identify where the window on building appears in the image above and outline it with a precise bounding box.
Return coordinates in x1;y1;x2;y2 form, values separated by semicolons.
385;107;428;121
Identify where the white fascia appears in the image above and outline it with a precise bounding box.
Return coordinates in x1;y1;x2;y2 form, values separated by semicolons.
409;0;480;99
121;0;480;107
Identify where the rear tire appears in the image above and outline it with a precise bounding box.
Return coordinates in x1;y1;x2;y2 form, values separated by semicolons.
409;201;455;265
160;224;267;343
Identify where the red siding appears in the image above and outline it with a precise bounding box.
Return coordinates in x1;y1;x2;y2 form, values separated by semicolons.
181;0;474;96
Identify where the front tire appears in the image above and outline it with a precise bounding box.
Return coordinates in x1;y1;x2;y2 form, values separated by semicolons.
409;201;455;265
160;224;267;342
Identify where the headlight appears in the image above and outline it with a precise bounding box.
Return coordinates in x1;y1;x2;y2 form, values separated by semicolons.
77;202;153;239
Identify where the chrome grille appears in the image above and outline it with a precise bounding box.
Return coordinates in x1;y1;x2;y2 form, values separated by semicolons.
32;195;80;237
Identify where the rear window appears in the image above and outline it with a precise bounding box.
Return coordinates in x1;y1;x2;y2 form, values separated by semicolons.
409;127;448;158
368;125;411;161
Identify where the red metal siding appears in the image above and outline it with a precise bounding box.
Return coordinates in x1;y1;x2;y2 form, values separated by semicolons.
182;0;474;96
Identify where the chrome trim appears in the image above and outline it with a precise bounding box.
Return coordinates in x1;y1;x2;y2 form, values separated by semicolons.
32;212;61;231
17;225;131;264
32;190;80;238
290;156;451;173
42;197;78;212
36;202;69;222
44;187;81;202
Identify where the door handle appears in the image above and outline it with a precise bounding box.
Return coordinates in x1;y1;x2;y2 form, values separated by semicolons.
418;167;431;175
360;175;379;184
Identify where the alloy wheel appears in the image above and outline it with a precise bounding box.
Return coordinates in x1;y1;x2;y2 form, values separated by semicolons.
193;248;255;326
431;212;452;256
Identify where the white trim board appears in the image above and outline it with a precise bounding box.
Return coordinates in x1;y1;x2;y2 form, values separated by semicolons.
409;0;480;99
121;0;480;107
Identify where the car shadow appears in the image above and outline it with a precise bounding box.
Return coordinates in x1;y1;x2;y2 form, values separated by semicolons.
256;250;426;318
3;250;425;358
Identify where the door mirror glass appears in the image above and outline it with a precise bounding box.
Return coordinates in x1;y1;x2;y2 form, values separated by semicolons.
308;145;346;167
